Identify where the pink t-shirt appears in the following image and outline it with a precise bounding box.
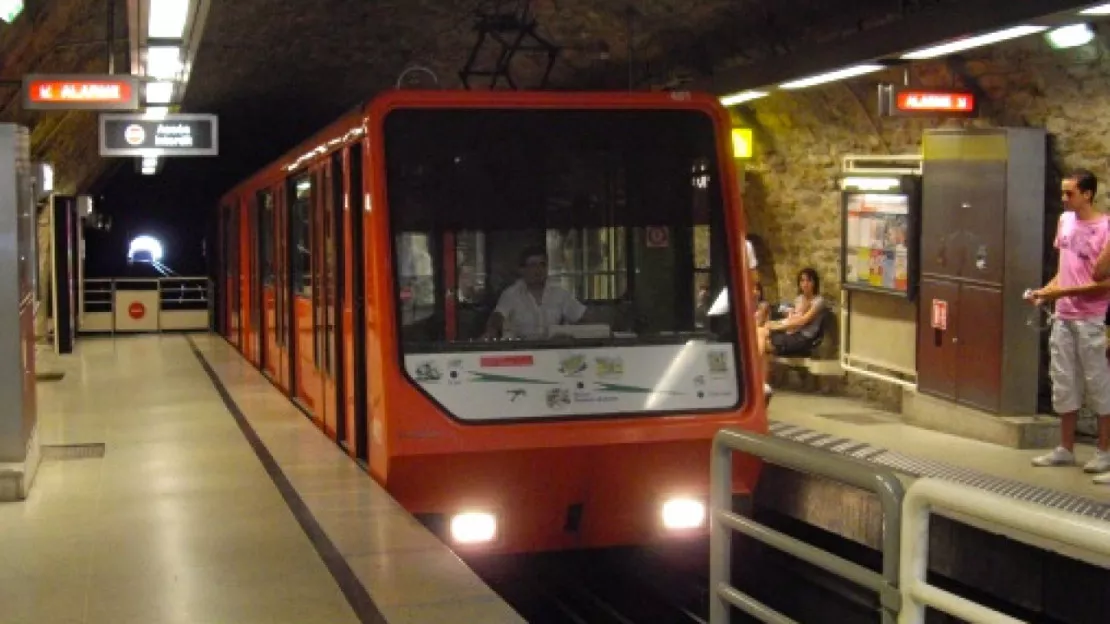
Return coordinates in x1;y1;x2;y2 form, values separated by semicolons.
1055;211;1110;320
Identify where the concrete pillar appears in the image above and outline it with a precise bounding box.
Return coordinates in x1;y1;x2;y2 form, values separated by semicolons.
0;124;41;501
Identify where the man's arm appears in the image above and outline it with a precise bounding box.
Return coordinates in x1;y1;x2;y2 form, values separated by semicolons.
1095;240;1110;282
484;311;505;339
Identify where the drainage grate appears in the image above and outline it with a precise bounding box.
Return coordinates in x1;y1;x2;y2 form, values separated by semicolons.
41;443;106;461
768;420;1110;521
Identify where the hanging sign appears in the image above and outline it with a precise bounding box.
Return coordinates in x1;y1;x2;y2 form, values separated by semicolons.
99;113;219;156
23;74;140;111
878;85;977;118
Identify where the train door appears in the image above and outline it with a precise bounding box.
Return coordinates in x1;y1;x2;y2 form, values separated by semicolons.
317;158;342;438
289;172;319;416
275;183;292;392
223;203;241;347
342;144;368;460
257;190;275;374
247;198;262;365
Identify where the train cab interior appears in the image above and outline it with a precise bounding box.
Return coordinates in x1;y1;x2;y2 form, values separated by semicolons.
383;107;742;356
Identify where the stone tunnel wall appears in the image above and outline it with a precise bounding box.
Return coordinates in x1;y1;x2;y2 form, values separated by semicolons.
734;35;1110;408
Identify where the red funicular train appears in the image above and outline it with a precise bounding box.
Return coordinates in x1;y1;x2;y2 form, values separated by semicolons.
218;90;767;553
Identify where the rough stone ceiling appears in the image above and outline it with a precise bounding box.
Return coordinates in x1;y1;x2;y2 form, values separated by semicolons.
0;0;1025;199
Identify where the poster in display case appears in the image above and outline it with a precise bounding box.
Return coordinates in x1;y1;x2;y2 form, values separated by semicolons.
840;175;921;299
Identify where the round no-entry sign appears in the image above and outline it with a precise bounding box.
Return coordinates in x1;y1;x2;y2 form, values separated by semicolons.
128;301;146;320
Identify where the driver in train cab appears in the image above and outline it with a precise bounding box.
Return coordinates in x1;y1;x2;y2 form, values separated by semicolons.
483;245;587;340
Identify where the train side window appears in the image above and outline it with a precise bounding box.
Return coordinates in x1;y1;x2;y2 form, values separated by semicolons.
290;174;313;298
258;191;275;286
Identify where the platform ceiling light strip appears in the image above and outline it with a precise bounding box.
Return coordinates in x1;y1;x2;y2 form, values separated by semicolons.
1046;23;1096;49
145;81;175;104
720;90;768;106
901;25;1048;60
1081;3;1110;15
146;46;183;80
149;0;191;39
779;64;886;90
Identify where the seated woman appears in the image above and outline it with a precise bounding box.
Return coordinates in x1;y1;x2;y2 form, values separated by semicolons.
757;267;826;380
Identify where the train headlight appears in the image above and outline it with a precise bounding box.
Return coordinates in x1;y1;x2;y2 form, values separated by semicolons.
450;511;498;544
661;498;706;530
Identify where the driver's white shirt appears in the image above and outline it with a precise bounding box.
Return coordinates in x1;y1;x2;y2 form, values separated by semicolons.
494;280;586;339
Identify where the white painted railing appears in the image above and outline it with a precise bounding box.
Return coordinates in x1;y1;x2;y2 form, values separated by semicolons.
81;277;211;334
899;478;1110;624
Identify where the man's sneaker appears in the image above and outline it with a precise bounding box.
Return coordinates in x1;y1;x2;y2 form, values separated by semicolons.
1031;447;1077;467
1082;450;1110;473
1093;471;1110;485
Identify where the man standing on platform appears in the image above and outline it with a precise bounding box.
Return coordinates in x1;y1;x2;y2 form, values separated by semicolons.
1028;169;1110;482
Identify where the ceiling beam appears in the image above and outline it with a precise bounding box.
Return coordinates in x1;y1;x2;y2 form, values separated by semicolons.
693;0;1101;94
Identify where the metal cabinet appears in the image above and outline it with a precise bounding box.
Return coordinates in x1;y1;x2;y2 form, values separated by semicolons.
916;129;1047;415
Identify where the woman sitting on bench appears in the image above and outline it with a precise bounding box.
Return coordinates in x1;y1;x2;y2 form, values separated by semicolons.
758;267;826;380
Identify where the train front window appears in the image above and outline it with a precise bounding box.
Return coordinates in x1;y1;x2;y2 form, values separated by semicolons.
383;108;743;421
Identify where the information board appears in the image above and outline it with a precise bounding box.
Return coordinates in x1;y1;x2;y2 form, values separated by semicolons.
98;113;218;157
842;191;913;296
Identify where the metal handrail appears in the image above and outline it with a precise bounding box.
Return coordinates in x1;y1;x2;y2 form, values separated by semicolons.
710;428;905;624
899;478;1110;624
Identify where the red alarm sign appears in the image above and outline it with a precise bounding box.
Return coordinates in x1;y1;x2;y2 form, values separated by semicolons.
128;302;146;320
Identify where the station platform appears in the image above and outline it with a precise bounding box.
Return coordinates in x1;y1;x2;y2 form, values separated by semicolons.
769;391;1110;510
6;334;1107;624
0;334;523;624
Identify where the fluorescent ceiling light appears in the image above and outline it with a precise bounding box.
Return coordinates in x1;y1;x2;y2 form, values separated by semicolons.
146;81;175;104
145;106;169;119
0;0;24;24
720;90;768;106
779;64;885;90
149;0;190;39
901;25;1048;60
842;176;902;191
1081;4;1110;15
147;46;183;80
1046;24;1096;49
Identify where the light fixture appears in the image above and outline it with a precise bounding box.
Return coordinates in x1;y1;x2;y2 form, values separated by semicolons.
449;511;497;544
128;235;163;260
146;46;183;80
0;0;23;24
1081;3;1110;15
731;128;754;159
842;176;902;191
149;0;191;39
720;90;768;106
142;156;158;168
0;0;22;24
662;498;706;530
779;64;886;90
41;163;53;193
145;81;175;104
141;166;157;175
1046;24;1096;49
144;106;169;119
901;25;1048;60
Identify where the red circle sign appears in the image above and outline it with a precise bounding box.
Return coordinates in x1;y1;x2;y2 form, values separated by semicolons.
124;124;146;146
128;302;146;319
646;226;670;248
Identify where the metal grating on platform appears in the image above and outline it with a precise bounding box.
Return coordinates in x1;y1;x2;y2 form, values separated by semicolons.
41;443;106;460
767;420;1110;521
